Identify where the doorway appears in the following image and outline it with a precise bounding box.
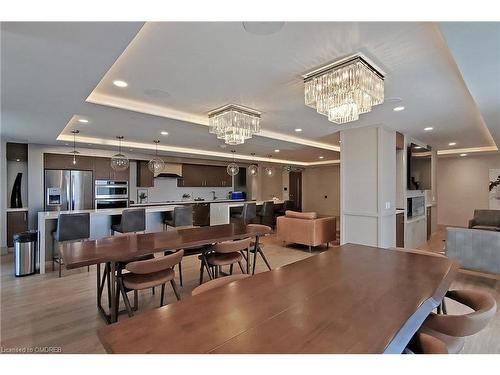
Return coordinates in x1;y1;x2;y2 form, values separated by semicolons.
288;171;302;211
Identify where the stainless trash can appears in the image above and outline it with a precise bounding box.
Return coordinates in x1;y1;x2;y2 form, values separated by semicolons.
13;230;38;277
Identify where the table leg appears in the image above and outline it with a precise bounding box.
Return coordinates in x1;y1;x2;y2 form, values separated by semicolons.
96;262;111;324
247;243;251;274
110;261;117;323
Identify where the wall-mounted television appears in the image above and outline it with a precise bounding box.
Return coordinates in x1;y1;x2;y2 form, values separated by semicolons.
407;143;431;190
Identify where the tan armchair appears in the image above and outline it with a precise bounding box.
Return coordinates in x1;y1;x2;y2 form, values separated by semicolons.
276;210;336;251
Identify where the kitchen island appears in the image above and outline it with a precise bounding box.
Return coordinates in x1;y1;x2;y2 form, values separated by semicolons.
37;205;180;274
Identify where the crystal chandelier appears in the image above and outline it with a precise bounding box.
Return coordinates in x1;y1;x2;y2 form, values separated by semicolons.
304;54;384;124
208;104;261;145
69;130;80;165
248;153;258;176
148;140;165;175
227;150;240;176
111;136;129;171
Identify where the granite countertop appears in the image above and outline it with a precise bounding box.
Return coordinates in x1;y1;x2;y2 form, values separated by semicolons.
6;207;29;212
130;199;248;207
38;204;182;219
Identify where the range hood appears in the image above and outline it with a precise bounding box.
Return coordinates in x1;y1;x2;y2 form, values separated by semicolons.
154;163;183;178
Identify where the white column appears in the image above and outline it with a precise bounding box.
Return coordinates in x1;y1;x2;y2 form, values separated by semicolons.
340;125;396;248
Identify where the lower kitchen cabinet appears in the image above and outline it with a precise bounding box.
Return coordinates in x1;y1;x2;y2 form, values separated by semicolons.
396;212;404;247
7;210;29;247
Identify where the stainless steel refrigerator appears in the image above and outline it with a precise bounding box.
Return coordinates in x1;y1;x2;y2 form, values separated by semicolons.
44;170;93;211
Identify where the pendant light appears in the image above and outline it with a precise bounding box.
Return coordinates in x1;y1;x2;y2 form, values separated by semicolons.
264;154;275;177
248;152;258;176
227;150;240;176
69;130;80;165
110;136;129;171
148;140;165;175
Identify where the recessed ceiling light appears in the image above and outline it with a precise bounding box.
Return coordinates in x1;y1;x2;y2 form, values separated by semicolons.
274;149;280;153
448;142;457;146
78;118;89;123
242;22;285;35
15;159;20;162
113;80;128;88
319;156;324;159
160;131;169;136
424;127;433;131
414;146;422;149
393;106;405;112
460;153;467;157
295;128;302;132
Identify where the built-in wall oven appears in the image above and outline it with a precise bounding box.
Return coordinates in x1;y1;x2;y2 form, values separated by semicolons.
95;180;128;209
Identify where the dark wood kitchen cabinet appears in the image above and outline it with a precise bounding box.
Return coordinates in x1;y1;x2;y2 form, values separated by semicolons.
396;212;404;247
44;153;94;171
93;157;129;181
136;161;154;187
7;210;28;247
6;143;28;161
178;164;232;187
426;207;432;240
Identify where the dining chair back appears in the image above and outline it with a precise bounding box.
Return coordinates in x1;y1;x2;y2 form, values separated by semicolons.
212;237;253;254
112;208;146;234
126;250;184;274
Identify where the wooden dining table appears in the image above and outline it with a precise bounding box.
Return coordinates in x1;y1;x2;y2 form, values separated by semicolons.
59;223;272;324
97;243;458;354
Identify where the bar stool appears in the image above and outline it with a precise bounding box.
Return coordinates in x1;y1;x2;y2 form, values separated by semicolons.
117;250;184;317
276;200;294;216
53;212;90;278
257;201;274;228
111;208;146;235
199;237;250;283
191;274;250;296
232;203;256;225
163;206;193;230
246;224;272;274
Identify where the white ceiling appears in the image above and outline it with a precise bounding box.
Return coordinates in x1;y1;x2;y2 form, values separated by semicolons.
1;21;498;163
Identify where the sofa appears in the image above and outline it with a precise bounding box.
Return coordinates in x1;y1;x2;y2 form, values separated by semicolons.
468;209;500;231
276;210;336;251
446;227;500;274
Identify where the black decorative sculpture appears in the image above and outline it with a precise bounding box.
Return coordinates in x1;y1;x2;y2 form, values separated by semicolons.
10;172;23;208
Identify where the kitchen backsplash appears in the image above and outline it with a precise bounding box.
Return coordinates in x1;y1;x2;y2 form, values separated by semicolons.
129;161;234;203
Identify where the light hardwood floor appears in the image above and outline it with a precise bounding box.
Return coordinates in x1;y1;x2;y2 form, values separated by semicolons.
1;228;499;354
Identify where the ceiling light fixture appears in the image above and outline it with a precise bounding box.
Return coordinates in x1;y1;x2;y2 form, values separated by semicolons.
264;155;275;177
113;80;128;88
460;153;467;157
319;156;324;159
160;131;169;136
208;104;261;145
393;106;405;112
227;150;240;176
274;149;280;153
448;142;457;146
110;136;129;171
424;127;433;131
303;53;384;124
248;153;258;177
295;128;303;132
78;118;89;123
69;130;80;165
148;140;165;175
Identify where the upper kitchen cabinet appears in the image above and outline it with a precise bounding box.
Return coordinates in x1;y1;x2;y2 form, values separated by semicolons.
136;161;154;187
44;153;94;171
94;157;129;181
6;143;28;161
177;164;232;187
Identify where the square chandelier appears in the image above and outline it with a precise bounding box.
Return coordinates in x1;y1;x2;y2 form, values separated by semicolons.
208;104;261;145
303;53;384;124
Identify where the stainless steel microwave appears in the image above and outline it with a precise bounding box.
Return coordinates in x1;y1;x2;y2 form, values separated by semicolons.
95;180;128;200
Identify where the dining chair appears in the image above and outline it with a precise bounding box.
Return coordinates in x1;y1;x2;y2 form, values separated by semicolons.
199;237;250;284
52;212;90;277
245;224;272;274
419;289;497;353
191;274;250;296
111;208;146;235
117;250;184;317
406;332;448;354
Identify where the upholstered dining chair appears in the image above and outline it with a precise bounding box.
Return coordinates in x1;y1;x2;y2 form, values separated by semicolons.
199;237;250;284
191;274;250;296
406;332;448;354
111;208;146;235
117;250;184;317
245;224;272;274
419;289;497;353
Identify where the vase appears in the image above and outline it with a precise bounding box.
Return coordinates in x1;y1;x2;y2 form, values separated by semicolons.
10;172;23;208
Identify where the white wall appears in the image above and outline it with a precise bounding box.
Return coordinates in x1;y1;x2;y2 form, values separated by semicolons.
302;165;340;217
128;160;233;203
437;153;500;227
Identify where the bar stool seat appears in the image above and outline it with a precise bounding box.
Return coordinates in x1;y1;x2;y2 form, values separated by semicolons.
122;268;175;290
111;208;145;234
205;252;242;266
